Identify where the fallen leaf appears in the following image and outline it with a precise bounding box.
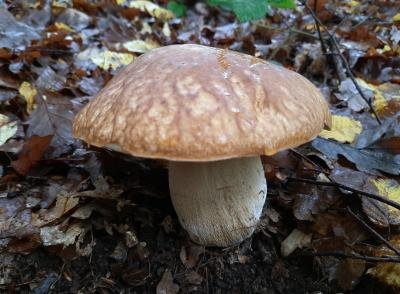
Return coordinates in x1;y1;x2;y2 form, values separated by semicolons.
312;137;400;175
368;235;400;287
40;223;85;247
0;10;41;51
56;8;91;31
19;81;37;113
361;178;400;227
11;135;53;175
0;114;18;146
156;269;179;294
127;1;174;22
336;78;374;112
335;259;365;290
179;245;204;268
280;229;311;257
319;115;362;143
122;39;159;53
32;194;80;227
76;47;134;71
185;271;203;285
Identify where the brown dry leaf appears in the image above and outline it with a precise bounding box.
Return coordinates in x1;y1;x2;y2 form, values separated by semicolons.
179;245;204;269
313;212;366;245
32;194;80;227
335;259;366;290
11;135;53;175
185;271;203;285
280;229;311;257
156;269;179;294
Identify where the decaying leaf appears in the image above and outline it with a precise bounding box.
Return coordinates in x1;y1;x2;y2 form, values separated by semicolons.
336;78;374;112
362;178;400;227
40;223;85;247
312;137;400;175
121;39;159;53
11;135;53;175
280;229;311;257
18;81;37;113
32;194;80;227
0;9;41;51
368;235;400;287
127;1;174;22
319;115;362;143
0;114;18;146
335;259;366;290
156;269;179;294
76;47;134;70
179;245;204;268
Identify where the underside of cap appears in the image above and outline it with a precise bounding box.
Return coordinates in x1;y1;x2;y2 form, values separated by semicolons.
73;44;331;161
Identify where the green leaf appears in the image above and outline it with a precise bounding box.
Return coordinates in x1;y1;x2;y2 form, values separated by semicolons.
207;0;269;22
167;1;187;18
267;0;296;9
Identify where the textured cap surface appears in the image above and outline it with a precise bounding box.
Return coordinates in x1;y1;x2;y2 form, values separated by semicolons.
73;44;331;161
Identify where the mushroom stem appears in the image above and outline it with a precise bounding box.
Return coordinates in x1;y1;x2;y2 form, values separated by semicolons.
169;156;267;247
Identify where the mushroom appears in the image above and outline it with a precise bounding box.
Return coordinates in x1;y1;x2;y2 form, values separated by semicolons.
73;44;331;247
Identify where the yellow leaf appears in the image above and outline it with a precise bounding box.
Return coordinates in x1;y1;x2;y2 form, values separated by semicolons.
368;235;400;287
162;22;171;37
393;13;400;22
115;0;126;4
19;81;37;113
369;82;400;116
127;0;174;21
52;0;72;8
372;179;400;214
54;22;74;32
319;115;362;143
0;114;18;146
90;50;134;70
122;39;159;53
368;263;400;287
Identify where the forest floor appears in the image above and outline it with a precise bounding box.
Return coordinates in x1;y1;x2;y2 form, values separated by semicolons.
1;0;400;293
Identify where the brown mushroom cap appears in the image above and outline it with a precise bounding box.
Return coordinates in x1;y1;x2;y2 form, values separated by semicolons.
73;44;331;161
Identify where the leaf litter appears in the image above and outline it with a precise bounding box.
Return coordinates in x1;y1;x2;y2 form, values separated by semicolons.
0;0;400;292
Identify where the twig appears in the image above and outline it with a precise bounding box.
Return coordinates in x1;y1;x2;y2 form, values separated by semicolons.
312;0;328;54
287;177;400;211
347;207;400;257
300;1;382;124
306;251;400;262
257;24;319;39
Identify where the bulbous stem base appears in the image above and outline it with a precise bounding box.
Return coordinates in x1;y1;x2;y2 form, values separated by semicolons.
169;156;267;247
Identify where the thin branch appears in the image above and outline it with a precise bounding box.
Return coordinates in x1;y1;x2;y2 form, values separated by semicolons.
287;177;400;211
312;0;328;54
306;251;400;263
347;207;400;257
300;1;382;124
257;24;319;39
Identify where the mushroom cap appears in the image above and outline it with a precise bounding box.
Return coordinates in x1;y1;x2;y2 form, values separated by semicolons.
73;44;331;161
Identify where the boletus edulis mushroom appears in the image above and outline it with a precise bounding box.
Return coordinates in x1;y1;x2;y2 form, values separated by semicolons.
73;44;331;247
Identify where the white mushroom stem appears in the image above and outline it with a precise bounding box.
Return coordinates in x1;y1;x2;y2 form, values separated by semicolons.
169;156;267;247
